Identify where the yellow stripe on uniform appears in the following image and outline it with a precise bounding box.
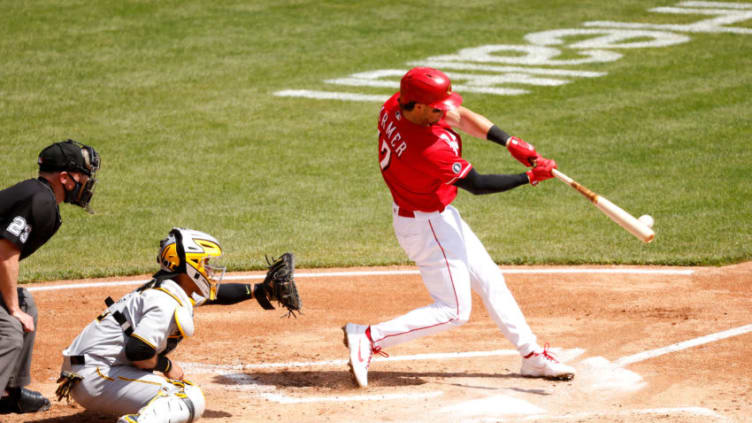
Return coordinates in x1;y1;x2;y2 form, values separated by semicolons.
117;376;164;386
96;367;114;381
173;309;190;337
153;287;183;306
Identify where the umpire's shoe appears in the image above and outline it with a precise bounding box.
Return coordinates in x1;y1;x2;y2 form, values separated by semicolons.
0;387;51;414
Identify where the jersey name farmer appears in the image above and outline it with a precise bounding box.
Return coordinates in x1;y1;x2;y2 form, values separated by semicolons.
378;93;471;213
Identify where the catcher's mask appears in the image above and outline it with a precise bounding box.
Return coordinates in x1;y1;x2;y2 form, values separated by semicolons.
157;228;226;303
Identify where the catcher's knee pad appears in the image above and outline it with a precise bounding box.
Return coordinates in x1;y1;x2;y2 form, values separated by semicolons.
182;381;206;419
132;381;205;423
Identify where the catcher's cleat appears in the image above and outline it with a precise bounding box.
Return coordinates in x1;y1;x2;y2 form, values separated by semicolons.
520;344;575;381
342;323;372;388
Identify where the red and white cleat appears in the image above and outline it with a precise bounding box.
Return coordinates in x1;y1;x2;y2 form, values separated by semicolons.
520;345;575;381
342;323;374;388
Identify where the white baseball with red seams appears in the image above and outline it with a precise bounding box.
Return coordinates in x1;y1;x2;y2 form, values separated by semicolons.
341;76;576;387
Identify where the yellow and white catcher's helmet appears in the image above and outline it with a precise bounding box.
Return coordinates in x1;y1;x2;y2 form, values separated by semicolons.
157;228;225;301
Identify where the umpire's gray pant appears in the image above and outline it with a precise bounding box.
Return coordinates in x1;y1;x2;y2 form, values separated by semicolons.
0;287;37;390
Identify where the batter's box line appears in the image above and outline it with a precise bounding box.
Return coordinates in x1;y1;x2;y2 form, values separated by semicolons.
25;267;694;292
259;391;444;404
179;348;585;373
514;406;730;422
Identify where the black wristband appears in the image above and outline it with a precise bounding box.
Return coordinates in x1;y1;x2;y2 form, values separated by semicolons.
487;125;510;147
155;355;171;373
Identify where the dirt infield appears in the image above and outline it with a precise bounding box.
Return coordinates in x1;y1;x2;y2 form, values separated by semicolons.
4;262;751;423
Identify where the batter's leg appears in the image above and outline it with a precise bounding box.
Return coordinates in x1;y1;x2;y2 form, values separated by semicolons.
458;215;576;379
459;214;539;356
369;210;473;350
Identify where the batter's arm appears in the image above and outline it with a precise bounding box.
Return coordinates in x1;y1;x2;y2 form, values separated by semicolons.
445;106;494;139
446;107;513;148
454;168;530;195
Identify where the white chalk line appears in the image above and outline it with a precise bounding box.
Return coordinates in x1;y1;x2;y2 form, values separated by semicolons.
615;323;752;366
259;391;444;404
181;348;583;372
25;267;694;292
517;406;729;422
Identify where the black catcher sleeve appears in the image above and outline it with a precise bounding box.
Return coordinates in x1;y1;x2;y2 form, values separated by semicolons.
207;283;254;305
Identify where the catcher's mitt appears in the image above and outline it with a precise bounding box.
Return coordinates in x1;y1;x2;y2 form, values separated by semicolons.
254;252;302;317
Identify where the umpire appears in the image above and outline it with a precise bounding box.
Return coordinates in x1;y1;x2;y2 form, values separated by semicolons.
0;139;100;415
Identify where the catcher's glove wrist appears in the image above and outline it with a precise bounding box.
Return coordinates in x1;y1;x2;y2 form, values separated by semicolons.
253;283;275;310
254;252;302;317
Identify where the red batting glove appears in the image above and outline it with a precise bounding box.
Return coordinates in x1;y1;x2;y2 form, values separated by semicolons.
526;157;557;186
507;136;540;167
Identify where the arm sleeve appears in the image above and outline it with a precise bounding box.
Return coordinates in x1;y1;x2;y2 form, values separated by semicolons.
453;168;529;195
124;335;157;361
206;283;254;305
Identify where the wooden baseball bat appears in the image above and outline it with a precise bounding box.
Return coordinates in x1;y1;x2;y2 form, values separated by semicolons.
551;169;655;243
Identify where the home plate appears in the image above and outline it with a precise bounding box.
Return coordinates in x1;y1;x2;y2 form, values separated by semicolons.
579;356;646;392
439;394;545;417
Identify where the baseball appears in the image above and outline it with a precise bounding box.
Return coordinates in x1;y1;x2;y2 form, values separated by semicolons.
638;214;654;228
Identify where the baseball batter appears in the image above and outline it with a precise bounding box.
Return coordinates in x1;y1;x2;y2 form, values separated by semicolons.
57;228;300;423
0;139;99;415
343;67;575;388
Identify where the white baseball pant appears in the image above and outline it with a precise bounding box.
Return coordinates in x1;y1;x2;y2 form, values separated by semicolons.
369;204;539;356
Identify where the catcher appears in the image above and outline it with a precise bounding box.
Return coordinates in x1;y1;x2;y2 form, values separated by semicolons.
56;228;300;423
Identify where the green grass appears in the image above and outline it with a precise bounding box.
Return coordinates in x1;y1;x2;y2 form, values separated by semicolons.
1;0;750;281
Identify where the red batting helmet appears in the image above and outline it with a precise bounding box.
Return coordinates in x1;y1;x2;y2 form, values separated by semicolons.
399;67;463;111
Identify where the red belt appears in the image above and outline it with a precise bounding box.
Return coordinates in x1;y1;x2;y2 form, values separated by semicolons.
396;207;444;218
397;208;415;218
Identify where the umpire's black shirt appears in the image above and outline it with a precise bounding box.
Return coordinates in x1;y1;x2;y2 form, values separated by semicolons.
0;178;61;260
